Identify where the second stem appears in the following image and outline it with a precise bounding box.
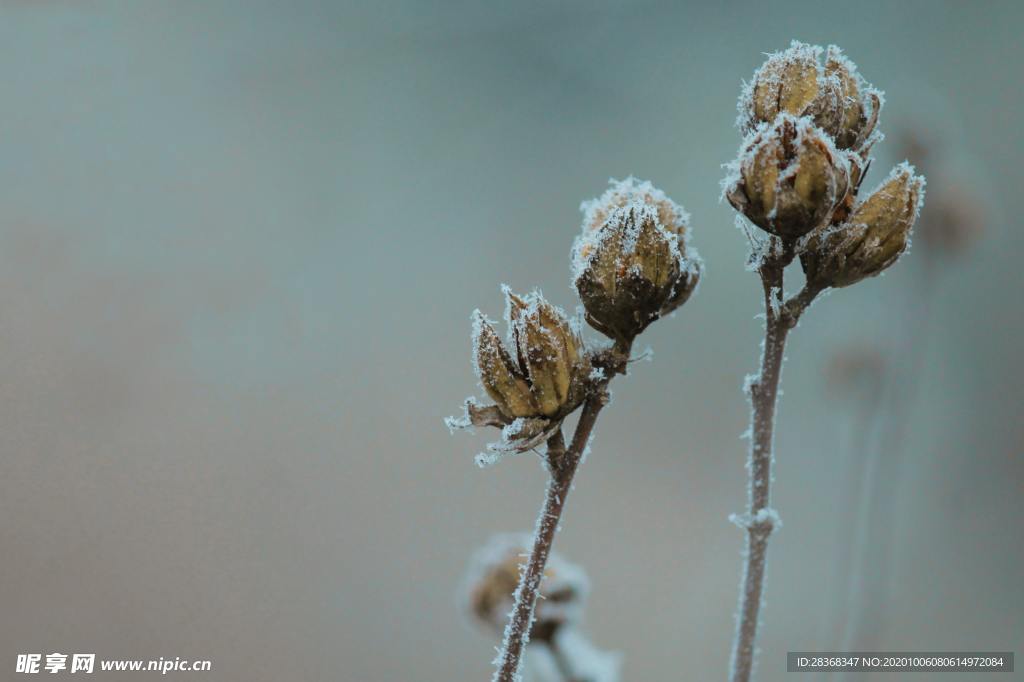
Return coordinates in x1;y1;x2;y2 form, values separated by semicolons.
730;247;819;682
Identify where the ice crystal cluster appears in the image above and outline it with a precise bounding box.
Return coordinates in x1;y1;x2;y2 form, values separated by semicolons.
724;41;925;285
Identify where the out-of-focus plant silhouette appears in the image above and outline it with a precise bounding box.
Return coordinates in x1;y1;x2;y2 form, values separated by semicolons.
822;128;986;663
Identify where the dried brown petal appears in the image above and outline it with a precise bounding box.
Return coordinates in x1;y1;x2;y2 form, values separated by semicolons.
472;312;537;419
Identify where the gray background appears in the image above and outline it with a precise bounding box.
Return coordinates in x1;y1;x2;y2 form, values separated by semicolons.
0;1;1020;680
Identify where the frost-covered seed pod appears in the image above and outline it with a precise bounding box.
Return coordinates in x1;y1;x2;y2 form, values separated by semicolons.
745;41;821;128
472;291;586;422
573;203;701;343
740;42;882;154
801;163;925;288
726;114;850;239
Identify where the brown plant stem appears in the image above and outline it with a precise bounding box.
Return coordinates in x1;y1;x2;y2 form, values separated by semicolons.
494;353;624;682
730;244;821;682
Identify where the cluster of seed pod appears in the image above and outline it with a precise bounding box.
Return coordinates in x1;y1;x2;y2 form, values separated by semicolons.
725;41;925;287
456;178;701;459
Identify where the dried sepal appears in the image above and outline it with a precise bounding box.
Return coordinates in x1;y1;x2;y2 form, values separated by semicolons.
469;418;565;469
801;163;926;288
445;399;555;466
725;114;850;239
444;397;511;433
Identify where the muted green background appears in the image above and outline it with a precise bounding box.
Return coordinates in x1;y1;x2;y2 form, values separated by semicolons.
0;1;1020;680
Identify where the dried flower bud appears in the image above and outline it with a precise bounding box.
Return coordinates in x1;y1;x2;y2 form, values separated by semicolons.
801;163;925;288
573;192;701;343
740;42;882;154
471;291;585;422
726;115;850;239
464;534;589;639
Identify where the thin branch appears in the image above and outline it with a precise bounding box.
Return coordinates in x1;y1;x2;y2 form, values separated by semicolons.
729;246;821;682
782;282;824;326
494;384;613;682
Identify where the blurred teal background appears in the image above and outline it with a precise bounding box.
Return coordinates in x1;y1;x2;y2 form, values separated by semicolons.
0;1;1020;680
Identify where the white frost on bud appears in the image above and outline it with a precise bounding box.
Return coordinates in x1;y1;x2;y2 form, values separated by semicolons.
579;176;689;236
573;177;692;285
